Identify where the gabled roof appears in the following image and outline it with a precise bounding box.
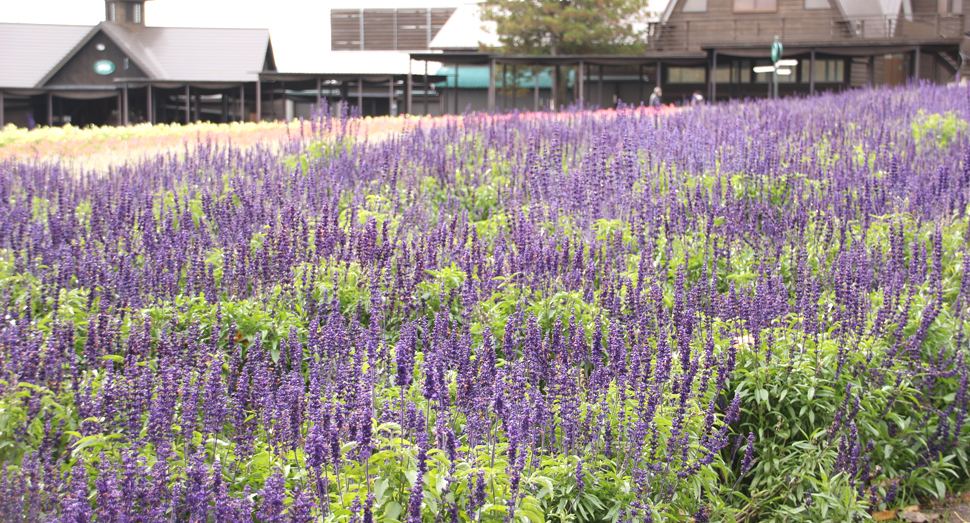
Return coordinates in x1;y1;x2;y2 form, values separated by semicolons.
0;23;91;88
661;0;907;24
100;22;167;79
275;51;425;76
831;0;912;23
429;3;499;51
659;0;681;24
35;22;166;86
132;26;273;82
5;21;274;88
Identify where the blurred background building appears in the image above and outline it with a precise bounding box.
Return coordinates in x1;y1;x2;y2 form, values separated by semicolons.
0;0;965;126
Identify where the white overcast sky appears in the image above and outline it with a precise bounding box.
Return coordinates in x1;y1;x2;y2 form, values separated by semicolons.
2;0;672;64
0;1;465;60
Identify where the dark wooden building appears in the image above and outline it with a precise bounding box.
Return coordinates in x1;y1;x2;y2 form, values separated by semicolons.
653;0;965;100
257;7;459;120
413;0;965;111
331;8;457;51
0;0;277;128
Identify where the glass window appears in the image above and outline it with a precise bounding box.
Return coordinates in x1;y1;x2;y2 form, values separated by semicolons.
939;0;962;13
799;59;844;83
667;67;707;83
753;59;771;83
715;65;731;83
738;59;751;83
683;0;708;12
753;59;795;83
734;0;777;11
805;0;831;8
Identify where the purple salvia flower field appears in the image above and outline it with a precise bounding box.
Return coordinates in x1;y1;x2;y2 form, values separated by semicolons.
0;84;969;522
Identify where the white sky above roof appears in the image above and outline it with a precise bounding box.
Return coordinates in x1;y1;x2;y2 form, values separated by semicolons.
2;0;675;76
0;0;465;68
277;51;424;75
429;3;498;50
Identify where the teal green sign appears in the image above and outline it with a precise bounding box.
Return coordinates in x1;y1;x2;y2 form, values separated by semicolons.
771;37;783;64
93;59;115;75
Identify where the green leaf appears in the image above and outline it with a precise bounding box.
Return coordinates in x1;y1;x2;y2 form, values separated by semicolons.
383;501;402;521
531;476;555;498
374;477;389;502
71;435;104;455
518;508;544;523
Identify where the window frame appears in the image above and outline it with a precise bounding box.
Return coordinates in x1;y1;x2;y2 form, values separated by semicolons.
733;0;778;13
667;66;708;84
938;0;963;14
682;0;709;13
804;0;832;9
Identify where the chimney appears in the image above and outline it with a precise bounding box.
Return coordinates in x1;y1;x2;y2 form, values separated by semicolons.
105;1;150;30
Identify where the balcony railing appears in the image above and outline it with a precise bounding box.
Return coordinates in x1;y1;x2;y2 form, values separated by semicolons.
646;13;964;50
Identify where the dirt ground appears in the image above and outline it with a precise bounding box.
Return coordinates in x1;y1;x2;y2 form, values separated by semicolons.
948;504;970;522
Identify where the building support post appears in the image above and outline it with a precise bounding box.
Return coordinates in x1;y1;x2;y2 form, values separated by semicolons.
534;66;540;112
47;91;53;127
424;61;429;116
596;64;603;108
487;58;496;113
389;76;395;117
184;85;190;124
552;65;559;110
578;60;585;108
711;50;718;101
512;65;517;110
656;60;662;91
117;92;123;126
221;91;229;123
868;55;875;87
122;84;129;126
357;76;363;114
810;50;816;95
193;88;200;122
255;81;262;122
0;89;4;127
239;84;245;122
639;64;644;104
317;77;323;110
454;64;460;114
407;60;413;115
146;84;152;124
501;63;507;111
914;45;921;81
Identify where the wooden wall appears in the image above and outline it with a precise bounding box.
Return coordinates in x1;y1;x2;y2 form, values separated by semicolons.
331;8;456;51
44;31;146;87
660;0;962;49
662;0;841;49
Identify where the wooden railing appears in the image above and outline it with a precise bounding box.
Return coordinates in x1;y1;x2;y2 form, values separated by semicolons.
647;13;965;50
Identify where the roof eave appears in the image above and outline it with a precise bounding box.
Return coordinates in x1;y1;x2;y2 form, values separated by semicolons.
33;24;102;88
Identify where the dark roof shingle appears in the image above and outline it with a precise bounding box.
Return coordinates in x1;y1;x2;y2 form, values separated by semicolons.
0;23;92;88
1;21;272;88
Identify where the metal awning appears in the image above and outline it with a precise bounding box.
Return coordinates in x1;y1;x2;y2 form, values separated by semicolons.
704;40;961;57
409;52;708;67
